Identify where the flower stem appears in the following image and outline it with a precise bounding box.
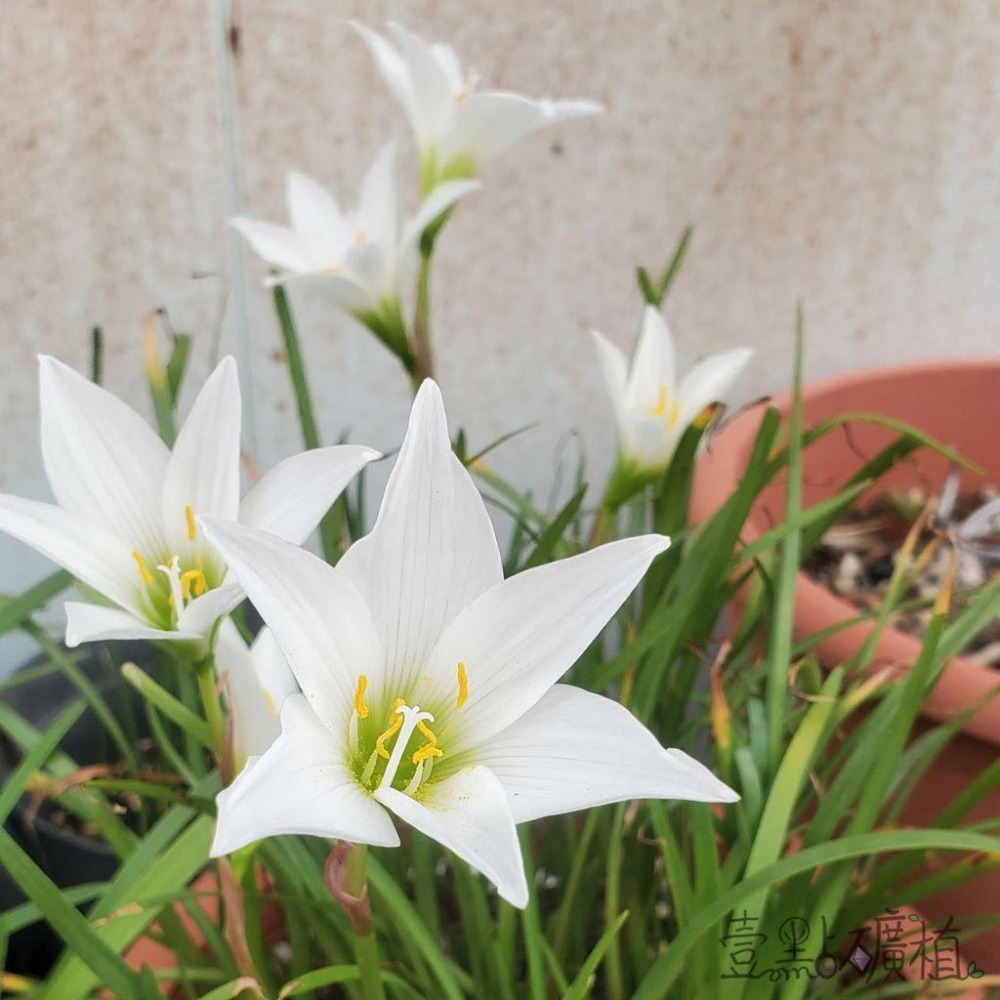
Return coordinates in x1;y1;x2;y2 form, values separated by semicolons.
194;653;225;759
589;503;618;548
346;845;385;1000
271;284;341;562
410;245;435;392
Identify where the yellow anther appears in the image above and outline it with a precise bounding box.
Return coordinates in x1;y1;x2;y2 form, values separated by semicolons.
375;700;407;759
652;385;669;417
132;550;153;585
353;675;370;719
180;570;207;601
668;399;682;429
412;720;443;764
322;265;341;275
456;661;469;709
184;504;197;542
355;228;369;247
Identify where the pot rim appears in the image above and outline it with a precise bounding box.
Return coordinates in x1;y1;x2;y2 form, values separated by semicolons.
695;357;1000;744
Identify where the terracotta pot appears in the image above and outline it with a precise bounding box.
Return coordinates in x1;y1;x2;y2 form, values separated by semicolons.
123;866;284;998
691;359;1000;973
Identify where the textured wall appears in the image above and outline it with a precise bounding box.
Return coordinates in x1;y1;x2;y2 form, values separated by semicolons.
1;1;998;662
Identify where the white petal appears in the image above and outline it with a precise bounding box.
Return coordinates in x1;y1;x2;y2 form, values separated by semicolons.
676;348;753;428
38;356;169;556
350;22;423;140
215;619;298;763
269;270;376;315
240;445;380;546
286;171;352;251
211;694;399;856
620;414;678;472
176;582;245;637
0;495;145;617
65;602;200;647
444;92;600;168
480;685;738;823
342;243;393;301
427;535;670;746
162;357;241;565
375;765;527;907
591;330;628;425
960;495;1000;541
386;22;457;141
624;307;675;416
358;143;398;253
400;180;481;250
336;380;503;700
231;217;316;274
198;517;383;731
430;42;464;91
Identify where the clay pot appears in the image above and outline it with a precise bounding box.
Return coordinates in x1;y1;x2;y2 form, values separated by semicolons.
691;359;1000;974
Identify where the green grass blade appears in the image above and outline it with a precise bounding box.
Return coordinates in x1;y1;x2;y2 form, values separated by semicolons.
0;827;140;998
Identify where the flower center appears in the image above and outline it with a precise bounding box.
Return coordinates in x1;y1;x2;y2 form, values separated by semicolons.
651;385;681;428
131;504;215;629
351;663;469;797
358;700;441;796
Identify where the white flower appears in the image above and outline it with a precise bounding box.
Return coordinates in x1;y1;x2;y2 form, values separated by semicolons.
352;22;601;191
0;356;379;648
201;380;736;908
593;306;753;477
232;144;477;333
215;617;299;772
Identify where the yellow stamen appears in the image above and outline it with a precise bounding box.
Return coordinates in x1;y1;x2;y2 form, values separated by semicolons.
180;569;207;601
353;675;370;719
412;720;443;764
375;699;407;759
184;504;197;542
322;265;341;275
668;399;682;429
132;550;153;585
456;660;469;709
355;228;369;247
652;385;669;417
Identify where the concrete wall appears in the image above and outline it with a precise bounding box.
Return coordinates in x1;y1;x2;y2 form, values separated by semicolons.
2;0;998;664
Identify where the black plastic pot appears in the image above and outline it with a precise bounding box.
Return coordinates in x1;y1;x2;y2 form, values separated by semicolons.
0;644;152;977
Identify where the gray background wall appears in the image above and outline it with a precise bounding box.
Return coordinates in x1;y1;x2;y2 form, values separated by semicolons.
2;0;998;666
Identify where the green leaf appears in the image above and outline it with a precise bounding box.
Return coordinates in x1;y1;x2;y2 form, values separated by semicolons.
121;662;214;748
0;827;141;997
521;484;586;570
633;828;1000;999
0;570;73;637
562;910;630;1000
0;699;84;823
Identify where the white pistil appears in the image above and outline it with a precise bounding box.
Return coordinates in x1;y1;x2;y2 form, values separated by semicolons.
378;704;434;791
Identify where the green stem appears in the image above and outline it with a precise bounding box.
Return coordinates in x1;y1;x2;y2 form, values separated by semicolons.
272;284;339;562
346;845;385;1000
195;653;225;759
589;504;618;548
410;247;435;392
603;804;627;1000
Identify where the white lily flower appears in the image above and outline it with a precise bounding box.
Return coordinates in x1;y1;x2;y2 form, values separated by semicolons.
594;305;753;483
201;380;737;908
352;22;602;191
215;617;298;772
0;356;379;649
232;143;478;342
